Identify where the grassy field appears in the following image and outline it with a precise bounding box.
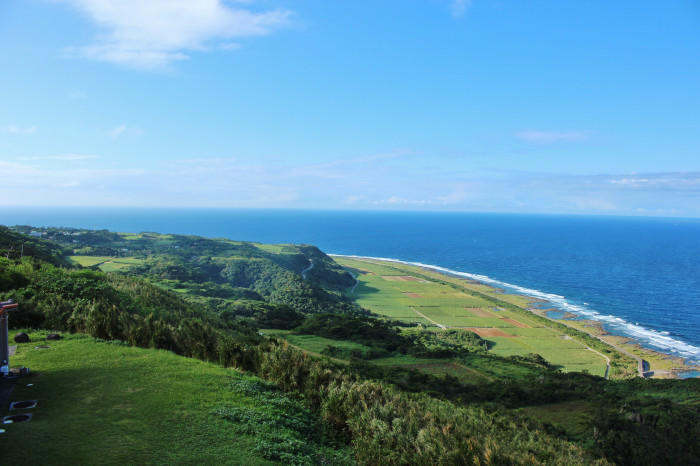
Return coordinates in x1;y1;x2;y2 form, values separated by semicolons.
69;256;144;272
3;331;350;464
335;257;608;376
283;334;372;355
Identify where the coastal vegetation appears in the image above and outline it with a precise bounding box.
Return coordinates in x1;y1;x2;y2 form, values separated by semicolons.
2;225;700;464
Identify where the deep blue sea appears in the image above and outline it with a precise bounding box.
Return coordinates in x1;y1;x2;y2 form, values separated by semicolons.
2;207;699;367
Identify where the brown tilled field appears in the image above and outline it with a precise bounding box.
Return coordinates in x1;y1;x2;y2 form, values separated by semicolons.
466;328;515;337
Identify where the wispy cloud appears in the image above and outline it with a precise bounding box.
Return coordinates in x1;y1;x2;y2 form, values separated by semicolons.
0;160;145;193
2;149;698;215
110;124;127;137
109;124;142;138
20;154;99;161
59;0;292;69
608;172;700;190
515;130;590;143
288;149;415;179
450;0;472;18
3;125;37;135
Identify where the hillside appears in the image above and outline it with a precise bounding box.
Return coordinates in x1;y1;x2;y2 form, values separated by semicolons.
9;226;357;315
4;331;351;465
2;226;700;465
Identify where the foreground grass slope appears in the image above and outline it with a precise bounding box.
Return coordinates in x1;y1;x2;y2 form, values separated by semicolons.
3;332;351;465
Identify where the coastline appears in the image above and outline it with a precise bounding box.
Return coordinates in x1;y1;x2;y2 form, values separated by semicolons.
331;254;700;379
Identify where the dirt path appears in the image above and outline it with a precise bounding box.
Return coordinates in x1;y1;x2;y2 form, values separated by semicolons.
452;361;496;383
411;307;446;329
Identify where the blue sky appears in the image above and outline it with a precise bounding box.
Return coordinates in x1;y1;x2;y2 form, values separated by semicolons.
1;0;699;216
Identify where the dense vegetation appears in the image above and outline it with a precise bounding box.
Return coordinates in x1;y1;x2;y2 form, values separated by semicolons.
2;226;700;465
12;225;358;315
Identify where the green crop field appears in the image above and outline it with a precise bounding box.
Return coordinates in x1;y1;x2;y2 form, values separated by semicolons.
283;334;372;355
69;256;144;272
335;257;609;376
3;331;350;464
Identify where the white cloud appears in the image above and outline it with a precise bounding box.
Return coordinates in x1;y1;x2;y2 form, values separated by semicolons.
0;160;145;192
59;0;292;69
610;177;650;186
3;125;37;135
515;130;590;143
450;0;472;18
344;195;365;204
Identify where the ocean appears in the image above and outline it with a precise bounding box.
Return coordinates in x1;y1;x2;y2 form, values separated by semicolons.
2;207;699;367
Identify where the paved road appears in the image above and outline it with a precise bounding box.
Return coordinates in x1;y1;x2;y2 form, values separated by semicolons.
551;316;646;377
300;260;314;279
591;333;646;377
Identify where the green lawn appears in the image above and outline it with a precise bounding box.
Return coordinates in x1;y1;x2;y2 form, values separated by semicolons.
3;331;351;464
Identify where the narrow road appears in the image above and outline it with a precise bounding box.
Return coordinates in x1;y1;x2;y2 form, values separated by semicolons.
411;307;447;329
300;260;314;280
589;333;646;377
551;316;646;377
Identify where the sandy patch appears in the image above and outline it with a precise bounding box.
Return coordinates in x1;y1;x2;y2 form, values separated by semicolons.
403;292;424;298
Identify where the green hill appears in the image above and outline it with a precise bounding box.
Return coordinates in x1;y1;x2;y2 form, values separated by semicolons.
2;226;699;465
